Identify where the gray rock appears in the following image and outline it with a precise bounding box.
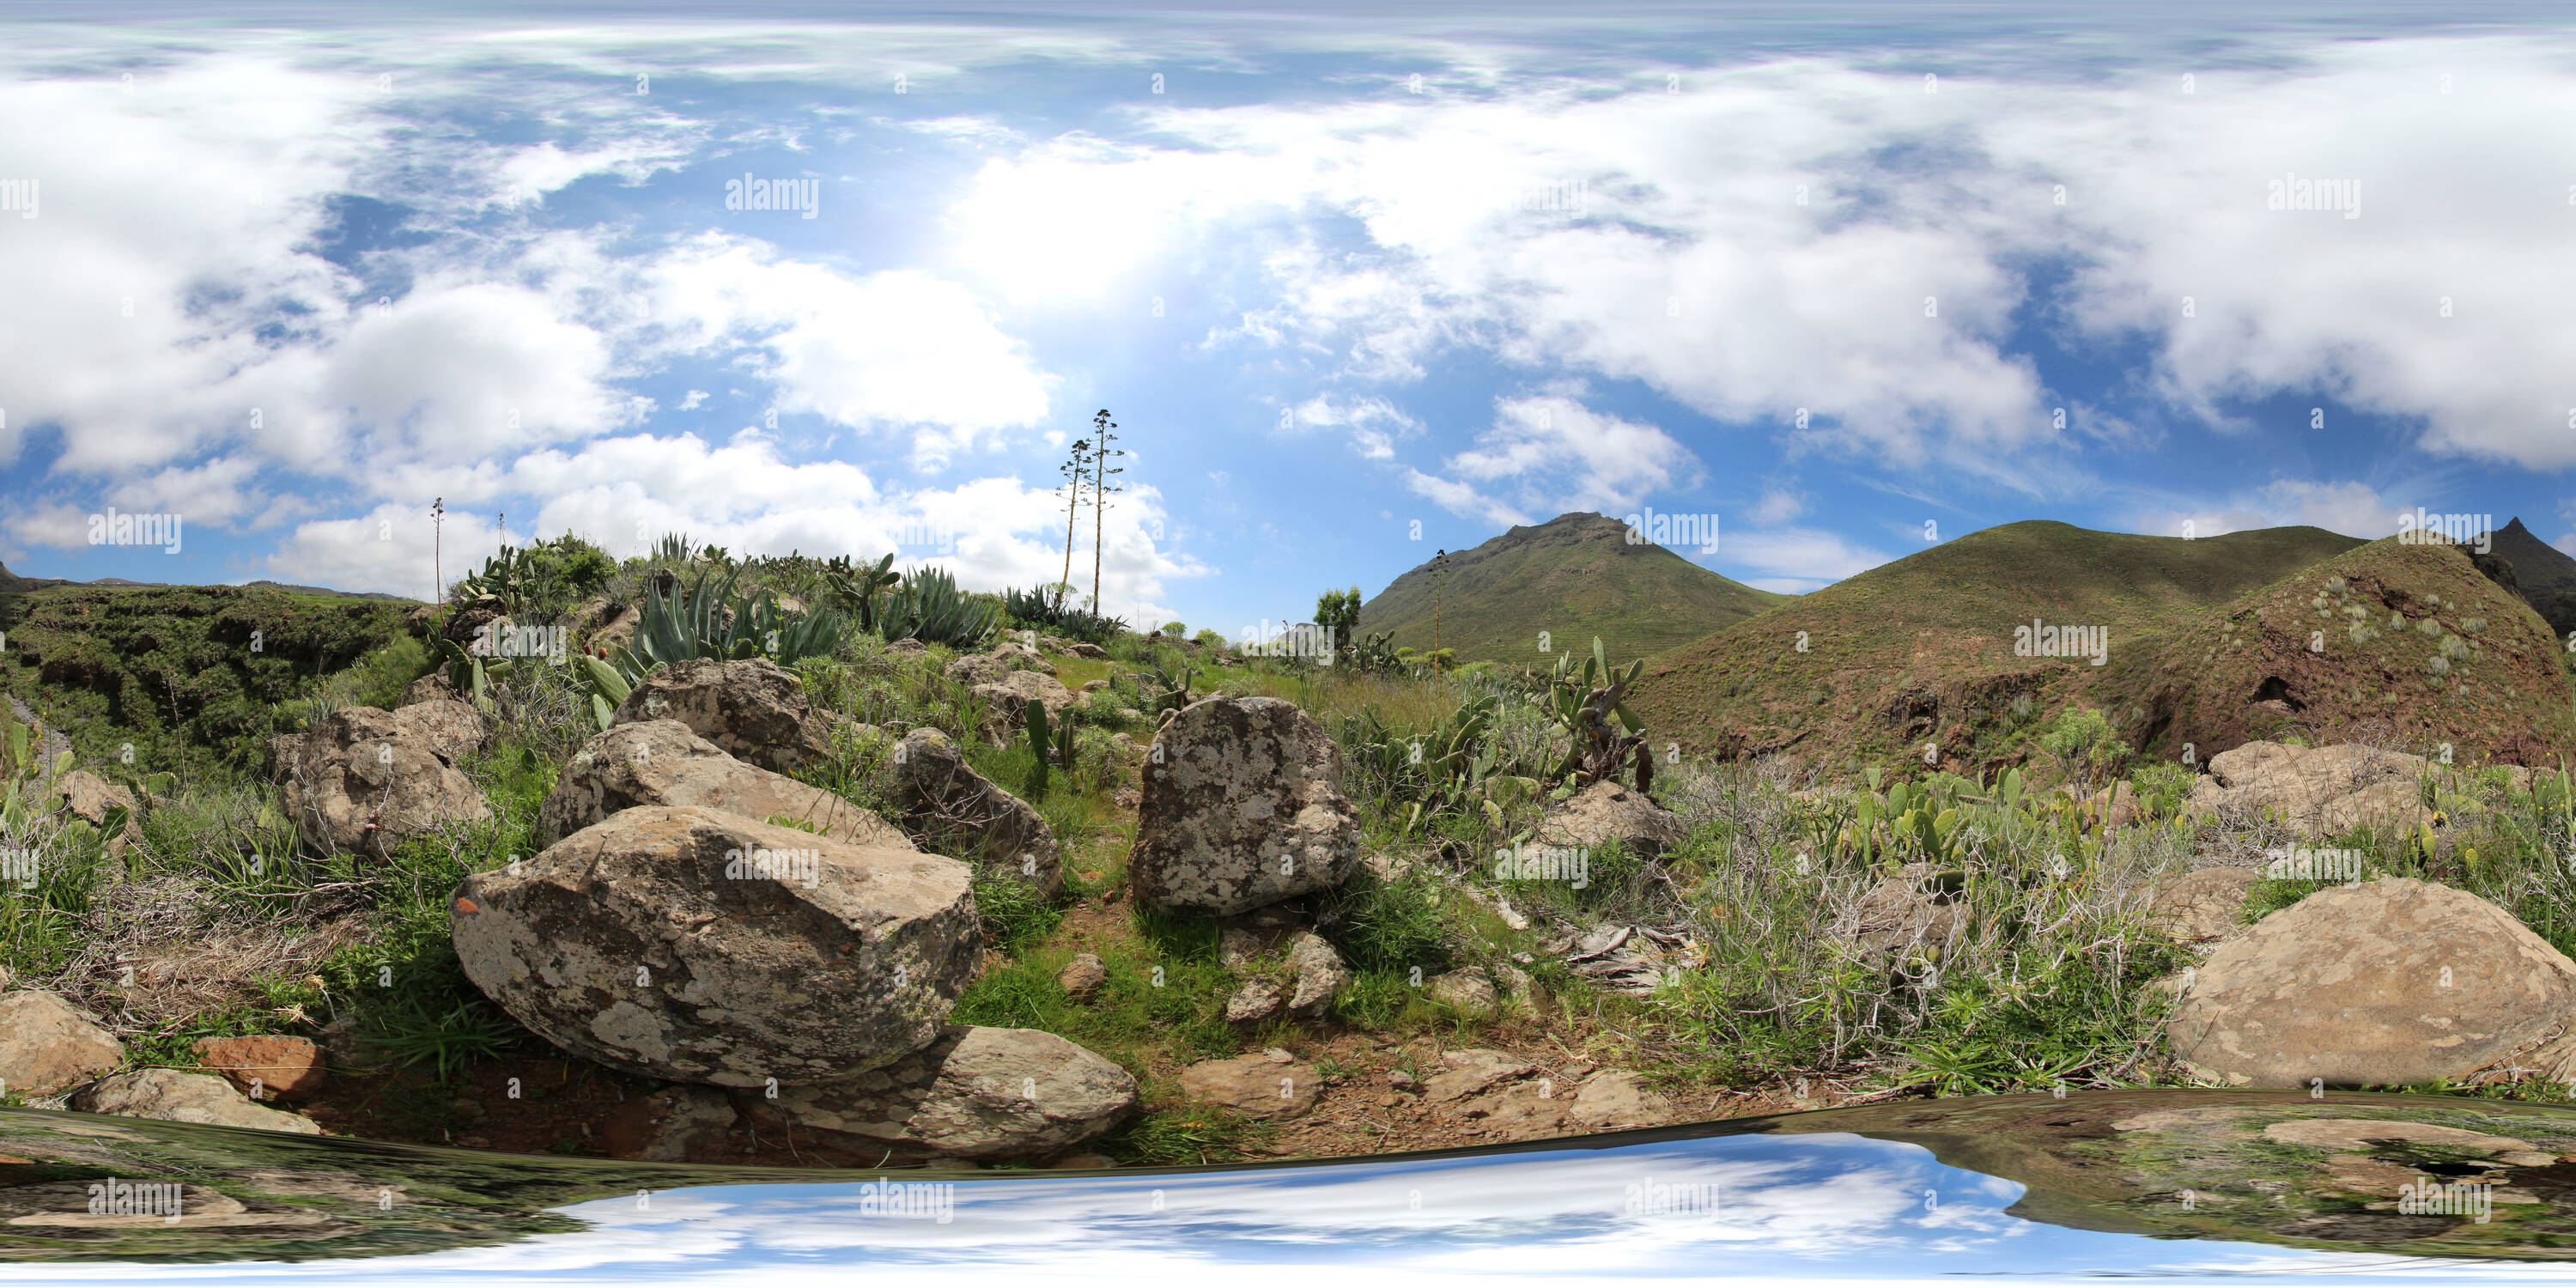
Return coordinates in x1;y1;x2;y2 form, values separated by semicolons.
398;672;455;708
276;706;493;856
48;770;142;856
2184;742;2443;835
1423;1048;1534;1103
1284;932;1350;1018
75;1068;322;1134
2168;878;2576;1088
1536;779;1687;859
536;720;914;851
1127;696;1361;915
1568;1070;1669;1127
1224;979;1285;1025
392;696;491;762
889;728;1063;897
613;657;831;774
972;671;1079;746
0;991;124;1096
452;805;980;1087
754;1026;1138;1161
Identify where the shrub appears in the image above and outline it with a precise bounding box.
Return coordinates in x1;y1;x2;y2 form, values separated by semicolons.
1193;629;1227;650
1158;621;1187;637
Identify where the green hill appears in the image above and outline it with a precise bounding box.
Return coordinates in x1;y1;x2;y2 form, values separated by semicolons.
1628;520;2375;767
1354;512;1787;665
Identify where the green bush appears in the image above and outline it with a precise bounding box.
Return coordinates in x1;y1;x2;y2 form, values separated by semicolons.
1193;629;1227;650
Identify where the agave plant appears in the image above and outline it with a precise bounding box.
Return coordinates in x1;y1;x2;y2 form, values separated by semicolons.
876;566;999;648
611;568;849;686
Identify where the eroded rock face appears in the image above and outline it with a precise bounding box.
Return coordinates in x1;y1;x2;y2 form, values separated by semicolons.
752;1026;1138;1161
0;991;124;1096
1127;697;1360;916
276;707;493;857
612;658;830;774
888;728;1061;897
392;697;491;762
452;805;980;1087
1536;779;1687;859
2185;742;2443;835
75;1068;323;1134
537;720;914;852
2168;878;2576;1088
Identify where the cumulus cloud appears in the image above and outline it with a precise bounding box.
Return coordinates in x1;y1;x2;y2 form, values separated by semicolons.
1407;392;1703;525
1720;526;1896;594
2140;478;2398;540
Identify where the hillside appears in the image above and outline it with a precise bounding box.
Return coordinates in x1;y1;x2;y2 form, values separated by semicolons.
1355;512;1788;665
1627;520;2376;768
2488;517;2576;641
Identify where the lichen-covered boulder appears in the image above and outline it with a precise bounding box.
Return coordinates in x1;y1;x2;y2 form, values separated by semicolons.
452;805;979;1087
1127;696;1360;915
537;720;913;851
2168;878;2576;1088
750;1026;1138;1162
612;657;830;774
392;696;490;762
970;670;1078;746
889;728;1061;896
276;707;492;856
2185;742;2434;835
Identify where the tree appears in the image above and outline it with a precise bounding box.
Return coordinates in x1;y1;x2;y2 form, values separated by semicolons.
1159;619;1187;636
1088;410;1126;613
1314;586;1362;656
1056;437;1092;611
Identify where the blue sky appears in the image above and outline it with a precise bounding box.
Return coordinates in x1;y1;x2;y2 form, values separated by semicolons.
1;3;2572;638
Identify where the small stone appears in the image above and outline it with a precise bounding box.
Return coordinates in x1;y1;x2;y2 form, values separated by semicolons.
1284;932;1351;1018
1224;980;1285;1026
1386;1070;1416;1090
76;1068;322;1134
192;1036;326;1103
1175;1054;1322;1120
1058;953;1109;1003
1424;1049;1534;1103
1427;967;1498;1013
1262;1047;1295;1064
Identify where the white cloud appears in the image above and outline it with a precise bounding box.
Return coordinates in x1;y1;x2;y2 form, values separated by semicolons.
1409;392;1701;524
647;239;1054;466
1291;395;1422;460
1747;487;1805;526
2142;478;2397;540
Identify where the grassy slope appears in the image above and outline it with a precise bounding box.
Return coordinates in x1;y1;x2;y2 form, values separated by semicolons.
1628;521;2368;768
1355;512;1787;665
2492;517;2576;640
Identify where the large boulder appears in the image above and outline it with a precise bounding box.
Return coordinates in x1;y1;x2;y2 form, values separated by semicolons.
398;672;456;708
452;805;980;1087
2185;742;2435;835
612;657;830;774
888;728;1062;896
0;992;124;1096
1536;779;1687;859
2167;878;2576;1088
1127;696;1361;916
537;720;914;851
2146;866;2264;945
750;1026;1138;1162
75;1068;323;1133
276;707;492;856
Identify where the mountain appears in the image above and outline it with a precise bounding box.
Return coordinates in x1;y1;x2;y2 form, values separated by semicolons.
1618;520;2545;773
1354;512;1788;665
2487;518;2576;642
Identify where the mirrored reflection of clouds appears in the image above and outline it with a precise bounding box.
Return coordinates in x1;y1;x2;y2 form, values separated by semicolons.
21;1129;2576;1287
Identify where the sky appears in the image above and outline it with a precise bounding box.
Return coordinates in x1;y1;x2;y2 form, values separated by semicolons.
2;3;2573;637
